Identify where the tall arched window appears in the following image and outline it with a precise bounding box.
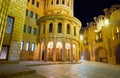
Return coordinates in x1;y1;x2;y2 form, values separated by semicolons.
30;11;33;18
49;23;53;33
58;22;62;33
67;24;70;34
74;26;76;36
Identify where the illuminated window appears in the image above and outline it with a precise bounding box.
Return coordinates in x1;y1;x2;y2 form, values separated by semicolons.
26;9;28;16
35;13;38;19
58;22;62;33
33;28;36;35
36;2;39;7
30;11;33;18
6;16;14;34
67;24;70;34
49;23;53;33
26;42;30;51
74;27;76;36
23;25;26;32
28;26;32;34
20;41;24;50
31;43;35;51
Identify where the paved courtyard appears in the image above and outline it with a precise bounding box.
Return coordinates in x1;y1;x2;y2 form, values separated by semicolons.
10;62;120;78
29;62;120;78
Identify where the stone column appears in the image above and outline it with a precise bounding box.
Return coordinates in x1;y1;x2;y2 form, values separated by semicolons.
53;37;56;62
70;40;73;62
62;38;65;62
44;39;48;61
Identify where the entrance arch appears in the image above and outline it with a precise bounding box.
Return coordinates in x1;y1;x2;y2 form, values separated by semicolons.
65;43;71;61
95;47;108;63
56;42;63;61
47;42;53;61
41;42;45;61
83;49;90;61
115;45;120;64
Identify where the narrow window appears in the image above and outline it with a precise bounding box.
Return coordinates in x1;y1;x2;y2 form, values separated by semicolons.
56;0;59;4
26;9;28;16
67;24;70;34
28;26;32;34
26;42;30;51
36;2;39;7
32;0;34;5
51;0;53;5
43;25;45;34
33;28;36;35
35;13;38;19
6;16;14;34
30;11;33;18
28;0;30;2
74;27;76;36
58;22;62;33
31;43;35;51
62;0;64;4
20;41;24;50
49;23;53;33
23;25;26;32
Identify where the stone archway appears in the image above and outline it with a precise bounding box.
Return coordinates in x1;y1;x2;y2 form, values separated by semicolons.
56;42;63;61
47;42;53;61
95;47;108;63
83;49;90;61
115;44;120;64
65;43;71;61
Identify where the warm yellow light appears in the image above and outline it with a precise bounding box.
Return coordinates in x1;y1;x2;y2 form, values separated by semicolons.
80;35;83;41
104;19;109;25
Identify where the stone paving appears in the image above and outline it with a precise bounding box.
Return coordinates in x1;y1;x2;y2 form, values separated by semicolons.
29;62;120;78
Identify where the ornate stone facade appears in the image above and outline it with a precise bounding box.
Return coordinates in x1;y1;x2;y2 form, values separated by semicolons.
80;5;120;64
36;0;81;62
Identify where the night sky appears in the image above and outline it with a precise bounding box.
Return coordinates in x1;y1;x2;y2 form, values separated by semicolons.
74;0;120;27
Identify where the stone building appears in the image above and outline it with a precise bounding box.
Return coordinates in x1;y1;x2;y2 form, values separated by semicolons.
80;5;120;64
20;0;44;60
0;0;27;63
36;0;81;62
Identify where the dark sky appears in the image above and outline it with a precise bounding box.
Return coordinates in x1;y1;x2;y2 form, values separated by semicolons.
74;0;120;27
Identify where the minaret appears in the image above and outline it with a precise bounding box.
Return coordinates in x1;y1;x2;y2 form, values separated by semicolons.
37;0;81;62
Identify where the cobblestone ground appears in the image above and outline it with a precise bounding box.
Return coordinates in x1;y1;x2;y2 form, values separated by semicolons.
11;62;120;78
29;62;120;78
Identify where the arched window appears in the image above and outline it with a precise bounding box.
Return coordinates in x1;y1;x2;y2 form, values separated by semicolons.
49;23;53;33
62;0;64;4
35;13;38;19
67;24;70;34
74;26;76;36
56;0;59;4
32;0;35;5
43;25;45;34
26;9;28;16
30;11;33;18
58;22;62;33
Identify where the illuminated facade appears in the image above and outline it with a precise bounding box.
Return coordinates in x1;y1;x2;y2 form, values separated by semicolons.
80;5;120;64
36;0;81;62
0;0;27;62
20;0;44;60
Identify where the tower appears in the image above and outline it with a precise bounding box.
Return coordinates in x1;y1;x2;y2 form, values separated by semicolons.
37;0;82;62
